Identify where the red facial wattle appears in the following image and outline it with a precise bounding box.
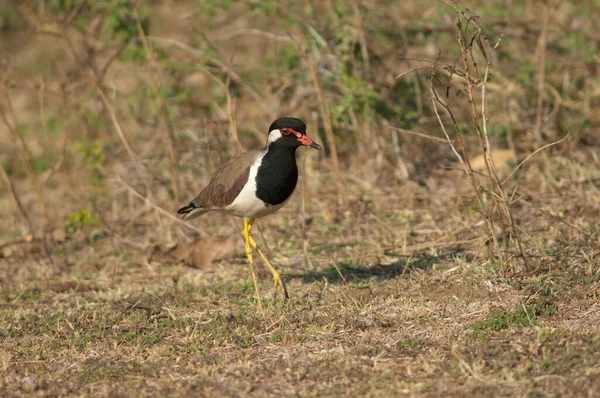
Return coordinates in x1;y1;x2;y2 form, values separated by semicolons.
287;128;323;150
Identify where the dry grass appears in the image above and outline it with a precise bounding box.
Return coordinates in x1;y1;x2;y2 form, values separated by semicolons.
1;0;600;396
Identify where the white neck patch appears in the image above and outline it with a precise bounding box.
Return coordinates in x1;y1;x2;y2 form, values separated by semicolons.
266;129;283;146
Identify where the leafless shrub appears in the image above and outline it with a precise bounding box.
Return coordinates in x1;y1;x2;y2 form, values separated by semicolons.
429;3;527;272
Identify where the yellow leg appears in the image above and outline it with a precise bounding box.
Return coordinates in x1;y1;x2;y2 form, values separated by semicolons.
246;220;289;300
244;218;264;311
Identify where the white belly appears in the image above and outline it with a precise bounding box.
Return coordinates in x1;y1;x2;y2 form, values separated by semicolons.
225;156;291;219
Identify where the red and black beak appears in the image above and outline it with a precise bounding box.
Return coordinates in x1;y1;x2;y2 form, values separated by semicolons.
292;130;322;150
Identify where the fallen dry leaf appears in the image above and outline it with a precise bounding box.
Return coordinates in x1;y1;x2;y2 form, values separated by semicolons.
470;149;516;172
148;235;238;268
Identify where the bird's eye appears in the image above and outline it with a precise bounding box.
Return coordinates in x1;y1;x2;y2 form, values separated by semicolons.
281;128;290;135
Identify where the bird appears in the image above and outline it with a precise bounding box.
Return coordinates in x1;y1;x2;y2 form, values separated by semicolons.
177;117;322;310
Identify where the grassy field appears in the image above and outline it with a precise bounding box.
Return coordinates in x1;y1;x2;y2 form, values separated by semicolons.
1;0;600;396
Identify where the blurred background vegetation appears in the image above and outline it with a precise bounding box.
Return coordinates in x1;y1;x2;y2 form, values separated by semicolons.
0;0;598;260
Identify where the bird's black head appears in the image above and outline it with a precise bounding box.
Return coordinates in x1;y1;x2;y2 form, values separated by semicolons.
267;117;322;151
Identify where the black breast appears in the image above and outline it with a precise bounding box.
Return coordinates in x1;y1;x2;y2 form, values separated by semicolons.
255;148;298;206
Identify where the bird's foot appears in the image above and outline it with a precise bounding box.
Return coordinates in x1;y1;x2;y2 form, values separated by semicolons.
271;271;289;301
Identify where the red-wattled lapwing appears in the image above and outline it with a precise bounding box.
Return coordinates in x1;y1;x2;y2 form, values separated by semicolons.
178;117;322;310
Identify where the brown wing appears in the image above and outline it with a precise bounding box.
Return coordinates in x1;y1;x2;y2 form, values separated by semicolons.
192;149;263;209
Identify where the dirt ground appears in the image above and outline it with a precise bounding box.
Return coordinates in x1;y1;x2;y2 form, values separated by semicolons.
1;0;600;396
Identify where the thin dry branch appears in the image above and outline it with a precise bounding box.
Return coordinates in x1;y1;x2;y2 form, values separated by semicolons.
465;5;529;269
117;176;206;236
429;86;466;166
225;75;244;153
94;85;138;163
39;112;70;185
502;132;571;186
0;95;48;224
534;3;550;143
0;234;34;251
457;18;504;202
522;195;594;242
292;35;342;202
395;66;433;80
148;36;268;112
353;2;370;77
387;124;450;143
213;29;292;43
429;5;532;267
0;165;34;233
472;24;523;264
133;9;180;200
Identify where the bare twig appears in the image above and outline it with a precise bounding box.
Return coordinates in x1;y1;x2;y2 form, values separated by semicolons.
0;235;34;251
118;176;207;236
502;132;571;186
39;108;70;185
148;36;268;112
0;165;34;233
225;75;244;153
429;86;466;166
523;196;594;241
387;124;450;143
457;16;507;258
430;80;498;260
292;35;342;202
0;93;48;224
133;8;180;200
534;2;550;143
353;2;370;77
428;3;535;270
395;66;432;80
100;42;128;80
330;258;348;284
213;28;292;43
473;6;530;269
94;85;138;163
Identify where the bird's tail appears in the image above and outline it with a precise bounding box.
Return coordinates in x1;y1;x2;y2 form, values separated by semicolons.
177;201;206;221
